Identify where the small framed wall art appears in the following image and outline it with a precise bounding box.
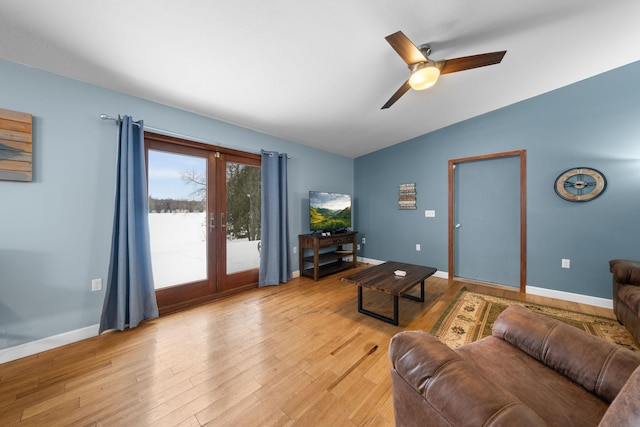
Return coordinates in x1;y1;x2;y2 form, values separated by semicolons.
398;183;416;210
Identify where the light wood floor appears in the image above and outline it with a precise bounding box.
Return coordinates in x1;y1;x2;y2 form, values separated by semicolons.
0;264;615;426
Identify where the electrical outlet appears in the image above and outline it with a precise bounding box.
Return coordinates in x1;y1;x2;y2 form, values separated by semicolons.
361;237;366;244
416;244;421;251
91;278;102;291
425;210;435;217
292;246;297;254
357;244;361;250
561;259;570;269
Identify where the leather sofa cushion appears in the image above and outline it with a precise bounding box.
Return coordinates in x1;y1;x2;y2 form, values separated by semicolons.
492;304;640;403
610;259;640;286
458;336;609;426
389;331;546;426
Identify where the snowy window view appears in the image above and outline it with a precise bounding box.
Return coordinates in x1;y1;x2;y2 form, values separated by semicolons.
147;150;208;289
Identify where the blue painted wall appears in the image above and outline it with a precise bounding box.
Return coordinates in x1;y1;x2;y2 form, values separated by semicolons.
355;60;640;299
0;58;352;351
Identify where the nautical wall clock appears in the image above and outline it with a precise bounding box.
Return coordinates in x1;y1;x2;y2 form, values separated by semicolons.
554;167;607;202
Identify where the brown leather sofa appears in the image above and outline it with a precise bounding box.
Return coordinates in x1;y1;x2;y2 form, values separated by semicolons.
610;259;640;345
389;304;640;426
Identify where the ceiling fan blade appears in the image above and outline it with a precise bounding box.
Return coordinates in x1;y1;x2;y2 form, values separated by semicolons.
440;51;507;75
382;80;411;109
385;31;427;65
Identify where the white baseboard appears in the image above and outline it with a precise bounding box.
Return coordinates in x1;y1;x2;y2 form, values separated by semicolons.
432;270;449;279
357;256;384;265
0;324;99;364
527;286;613;309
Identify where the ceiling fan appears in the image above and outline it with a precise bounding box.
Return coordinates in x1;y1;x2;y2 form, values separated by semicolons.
382;31;506;109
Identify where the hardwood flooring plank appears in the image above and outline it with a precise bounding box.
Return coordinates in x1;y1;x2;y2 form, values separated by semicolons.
347;381;393;426
252;367;315;403
204;393;292;427
280;370;339;420
174;415;202;427
124;379;221;426
288;391;356;427
20;395;80;421
194;370;262;425
327;344;378;391
377;392;396;425
0;377;39;410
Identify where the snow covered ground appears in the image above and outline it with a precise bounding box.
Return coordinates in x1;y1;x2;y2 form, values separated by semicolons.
148;212;260;289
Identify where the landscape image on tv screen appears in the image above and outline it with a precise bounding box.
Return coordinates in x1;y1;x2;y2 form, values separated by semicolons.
309;191;352;232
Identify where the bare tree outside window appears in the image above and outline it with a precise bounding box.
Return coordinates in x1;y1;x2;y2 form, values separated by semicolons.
180;167;206;202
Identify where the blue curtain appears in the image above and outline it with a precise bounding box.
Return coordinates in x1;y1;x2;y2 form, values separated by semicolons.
259;150;291;287
99;116;159;333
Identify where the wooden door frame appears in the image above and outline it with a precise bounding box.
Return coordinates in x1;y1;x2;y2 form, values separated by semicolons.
447;150;527;293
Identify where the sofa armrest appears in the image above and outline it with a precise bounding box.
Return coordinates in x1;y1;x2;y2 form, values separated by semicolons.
492;304;640;402
389;331;545;426
610;259;640;286
599;366;640;427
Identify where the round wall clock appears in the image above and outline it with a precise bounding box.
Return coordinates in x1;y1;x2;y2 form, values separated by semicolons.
554;167;607;202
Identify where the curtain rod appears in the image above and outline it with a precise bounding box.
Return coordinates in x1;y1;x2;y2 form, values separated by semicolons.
100;113;290;158
100;114;141;127
261;150;291;159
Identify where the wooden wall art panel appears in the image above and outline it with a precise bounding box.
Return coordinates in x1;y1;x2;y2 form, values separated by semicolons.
0;107;33;182
398;183;416;210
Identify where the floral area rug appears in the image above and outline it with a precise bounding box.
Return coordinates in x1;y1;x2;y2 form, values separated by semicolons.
430;289;639;352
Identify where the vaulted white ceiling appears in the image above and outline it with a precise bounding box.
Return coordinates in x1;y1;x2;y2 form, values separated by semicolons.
1;1;639;158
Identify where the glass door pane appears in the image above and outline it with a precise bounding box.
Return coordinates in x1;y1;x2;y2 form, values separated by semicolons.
225;162;261;274
147;149;208;289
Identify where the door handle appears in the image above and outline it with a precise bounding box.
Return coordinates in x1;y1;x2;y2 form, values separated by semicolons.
210;212;216;231
220;212;227;229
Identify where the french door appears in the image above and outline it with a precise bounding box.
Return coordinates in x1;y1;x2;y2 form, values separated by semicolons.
145;132;261;314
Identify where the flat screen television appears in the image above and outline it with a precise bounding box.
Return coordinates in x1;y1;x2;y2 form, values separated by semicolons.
309;191;352;232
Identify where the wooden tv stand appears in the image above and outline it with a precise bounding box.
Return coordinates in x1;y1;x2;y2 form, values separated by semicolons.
299;231;358;281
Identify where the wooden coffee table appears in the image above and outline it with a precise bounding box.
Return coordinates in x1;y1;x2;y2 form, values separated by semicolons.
342;261;437;326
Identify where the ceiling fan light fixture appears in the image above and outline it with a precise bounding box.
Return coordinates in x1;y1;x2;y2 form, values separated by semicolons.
408;62;440;90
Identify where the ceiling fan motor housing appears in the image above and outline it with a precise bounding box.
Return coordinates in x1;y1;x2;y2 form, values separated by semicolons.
417;44;432;60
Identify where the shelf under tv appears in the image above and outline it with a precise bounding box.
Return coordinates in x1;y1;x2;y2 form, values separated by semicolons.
298;231;358;281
